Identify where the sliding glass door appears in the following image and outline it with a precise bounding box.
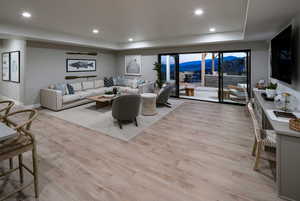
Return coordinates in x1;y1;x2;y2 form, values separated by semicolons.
219;51;250;104
178;53;219;102
158;50;251;105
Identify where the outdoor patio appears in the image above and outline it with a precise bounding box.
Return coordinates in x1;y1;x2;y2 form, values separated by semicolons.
179;84;247;104
180;86;219;102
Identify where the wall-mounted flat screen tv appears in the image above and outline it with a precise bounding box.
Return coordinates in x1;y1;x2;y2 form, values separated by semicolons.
271;25;294;84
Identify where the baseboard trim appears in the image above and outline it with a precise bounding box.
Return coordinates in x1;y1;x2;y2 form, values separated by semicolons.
0;95;23;105
0;94;41;109
23;103;41;109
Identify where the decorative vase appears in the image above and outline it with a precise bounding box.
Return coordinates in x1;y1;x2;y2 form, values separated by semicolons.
274;92;297;112
113;87;118;95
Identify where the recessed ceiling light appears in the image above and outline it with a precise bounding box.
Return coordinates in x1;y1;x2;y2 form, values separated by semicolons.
194;9;203;16
128;38;133;42
92;29;99;34
209;28;216;32
21;11;31;18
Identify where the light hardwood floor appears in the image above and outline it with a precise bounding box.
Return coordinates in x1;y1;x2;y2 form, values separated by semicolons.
0;101;282;201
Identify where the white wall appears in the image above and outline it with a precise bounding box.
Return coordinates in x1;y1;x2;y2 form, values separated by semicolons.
251;49;269;88
25;44;117;105
116;55;157;81
0;39;26;104
116;41;269;89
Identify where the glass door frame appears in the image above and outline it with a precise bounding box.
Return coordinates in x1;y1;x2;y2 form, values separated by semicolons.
158;54;180;97
219;50;251;105
158;49;251;105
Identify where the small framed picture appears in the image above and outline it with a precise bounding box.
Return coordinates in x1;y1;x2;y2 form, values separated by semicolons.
125;55;142;76
2;52;10;81
66;59;96;72
9;51;20;83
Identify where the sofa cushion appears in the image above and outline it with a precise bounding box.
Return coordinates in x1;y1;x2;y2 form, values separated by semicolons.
86;89;96;96
119;87;139;94
95;79;104;88
122;79;129;87
82;81;94;90
122;78;137;88
113;76;125;86
127;79;138;88
63;94;81;103
116;76;126;86
76;91;91;99
69;82;82;92
90;88;106;95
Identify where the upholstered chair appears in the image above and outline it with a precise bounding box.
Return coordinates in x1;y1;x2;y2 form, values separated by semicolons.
112;95;141;129
156;85;174;108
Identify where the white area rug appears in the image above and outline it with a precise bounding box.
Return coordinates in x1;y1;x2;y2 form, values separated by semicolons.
43;99;184;141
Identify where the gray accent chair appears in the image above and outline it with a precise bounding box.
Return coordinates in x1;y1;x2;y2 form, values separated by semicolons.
112;95;141;129
156;85;174;108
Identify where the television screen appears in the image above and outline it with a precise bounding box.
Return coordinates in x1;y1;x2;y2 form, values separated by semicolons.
271;25;293;84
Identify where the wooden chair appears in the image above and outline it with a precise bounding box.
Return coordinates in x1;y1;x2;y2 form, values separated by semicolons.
0;100;15;122
247;102;276;170
0;109;39;200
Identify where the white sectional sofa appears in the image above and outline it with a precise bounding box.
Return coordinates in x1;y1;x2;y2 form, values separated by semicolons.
40;79;154;111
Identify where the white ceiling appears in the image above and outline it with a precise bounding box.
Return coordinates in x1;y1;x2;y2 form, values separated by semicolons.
245;0;300;40
0;0;299;50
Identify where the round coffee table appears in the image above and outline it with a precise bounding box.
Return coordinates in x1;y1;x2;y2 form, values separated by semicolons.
141;93;157;116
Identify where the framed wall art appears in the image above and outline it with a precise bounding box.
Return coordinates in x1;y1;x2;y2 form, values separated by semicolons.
10;51;20;83
2;52;10;81
125;55;141;76
66;59;96;72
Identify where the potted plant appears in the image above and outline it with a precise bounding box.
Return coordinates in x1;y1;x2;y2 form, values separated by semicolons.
266;82;278;98
153;62;164;89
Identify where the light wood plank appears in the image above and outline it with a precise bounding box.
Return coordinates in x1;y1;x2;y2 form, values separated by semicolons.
0;101;282;201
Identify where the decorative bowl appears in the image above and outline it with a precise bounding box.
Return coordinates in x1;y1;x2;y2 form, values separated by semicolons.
289;118;300;132
103;94;115;98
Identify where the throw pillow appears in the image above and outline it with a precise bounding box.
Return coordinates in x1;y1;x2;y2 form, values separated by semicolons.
123;78;129;87
113;77;119;86
67;84;75;95
54;83;66;95
119;76;125;86
104;77;114;87
131;79;138;88
113;76;123;86
137;79;145;85
69;82;82;91
126;79;138;88
109;77;114;86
